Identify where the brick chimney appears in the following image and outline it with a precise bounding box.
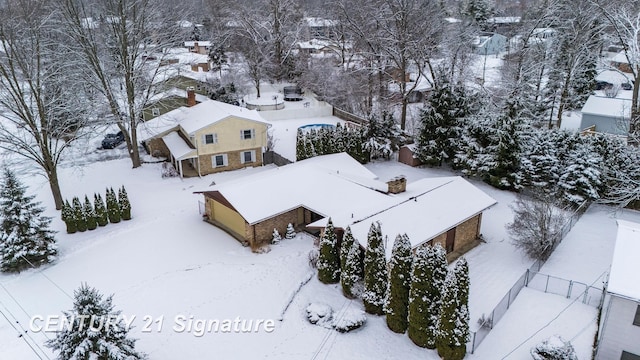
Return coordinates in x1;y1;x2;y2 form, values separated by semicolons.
193;41;200;54
387;176;407;194
186;87;196;107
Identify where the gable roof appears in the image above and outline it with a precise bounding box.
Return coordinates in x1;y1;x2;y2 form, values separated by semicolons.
147;87;210;105
179;100;269;134
581;95;632;119
204;153;497;258
611;51;630;64
184;41;212;47
609;220;640;301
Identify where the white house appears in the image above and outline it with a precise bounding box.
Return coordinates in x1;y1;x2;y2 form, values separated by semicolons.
596;220;640;359
473;32;507;55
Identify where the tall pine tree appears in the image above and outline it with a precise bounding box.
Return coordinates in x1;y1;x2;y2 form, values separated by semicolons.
47;283;146;359
0;169;57;272
408;244;448;348
317;218;340;284
363;222;388;315
437;258;470;360
385;234;413;333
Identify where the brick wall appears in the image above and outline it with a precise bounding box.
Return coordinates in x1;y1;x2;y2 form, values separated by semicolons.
145;138;170;158
198;148;264;175
247;207;304;250
414;214;482;256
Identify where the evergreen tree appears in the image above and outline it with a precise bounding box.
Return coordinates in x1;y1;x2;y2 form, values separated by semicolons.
46;283;146;360
340;226;355;270
557;141;602;205
437;258;470;360
408;244;448;348
317;218;340;284
208;45;228;77
62;200;77;234
296;128;308;161
190;24;201;41
385;234;413;333
73;196;87;232
341;239;362;299
118;186;131;220
272;228;282;244
94;193;108;227
363;222;388;315
0;169;57;272
106;188;121;224
285;223;296;240
486;99;525;190
84;196;97;231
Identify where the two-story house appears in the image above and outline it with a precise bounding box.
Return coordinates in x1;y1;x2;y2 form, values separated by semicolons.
596;220;640;359
142;100;270;177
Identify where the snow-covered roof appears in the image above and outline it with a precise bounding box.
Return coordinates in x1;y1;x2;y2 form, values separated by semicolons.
138;107;186;140
581;95;632;119
179;100;269;135
487;16;521;24
297;39;341;50
205;153;496;258
444;17;461;23
304;17;339;27
312;176;497;259
595;70;632;85
184;41;212;47
611;51;630;64
608;220;640;301
162;131;195;160
148;87;210;104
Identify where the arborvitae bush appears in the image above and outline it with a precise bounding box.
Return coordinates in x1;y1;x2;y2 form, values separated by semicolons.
436;258;470;360
341;236;362;299
317;218;340;284
385;234;413;333
363;222;388;315
106;188;121;224
94;193;108;227
118;186;131;220
73;197;87;232
62;200;77;234
84;196;97;231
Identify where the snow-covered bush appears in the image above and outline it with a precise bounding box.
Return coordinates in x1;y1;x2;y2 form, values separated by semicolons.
333;309;366;333
308;248;319;269
285;223;296;239
161;162;179;178
530;335;577;360
272;228;282;244
306;303;333;328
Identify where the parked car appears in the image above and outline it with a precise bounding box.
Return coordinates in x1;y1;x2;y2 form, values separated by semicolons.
595;81;613;90
621;82;633;90
101;131;125;149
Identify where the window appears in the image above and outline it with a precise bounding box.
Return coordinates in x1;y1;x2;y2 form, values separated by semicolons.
240;150;255;164
151;108;160;116
202;133;217;145
241;129;255;140
634;305;640;326
212;154;228;168
622;351;640;360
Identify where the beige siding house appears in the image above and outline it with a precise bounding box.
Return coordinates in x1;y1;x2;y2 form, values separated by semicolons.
142;100;270;177
596;220;640;359
198;153;497;255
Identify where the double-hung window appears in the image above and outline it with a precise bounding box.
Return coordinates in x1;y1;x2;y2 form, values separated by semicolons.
241;129;255;140
240;150;255;164
202;133;218;145
212;154;228;168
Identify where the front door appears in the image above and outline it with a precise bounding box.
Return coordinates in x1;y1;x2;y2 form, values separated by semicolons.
446;228;456;253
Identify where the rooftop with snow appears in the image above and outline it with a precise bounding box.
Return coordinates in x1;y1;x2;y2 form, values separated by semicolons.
608;220;640;301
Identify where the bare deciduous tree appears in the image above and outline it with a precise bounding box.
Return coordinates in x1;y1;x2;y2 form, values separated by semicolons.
0;0;87;209
506;191;567;261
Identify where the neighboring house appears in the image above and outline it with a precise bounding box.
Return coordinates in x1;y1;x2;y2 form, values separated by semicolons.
199;153;497;254
296;39;343;57
143;87;210;121
184;41;212;55
611;51;633;74
486;16;521;35
160;74;210;96
596;220;640;359
580;95;632;135
142;100;270;177
473;32;507;55
303;17;339;39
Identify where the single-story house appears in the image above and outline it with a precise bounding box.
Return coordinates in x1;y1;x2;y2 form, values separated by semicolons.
486;16;521;35
184;41;212;55
143;87;210;121
596;220;640;359
142;100;270;177
611;51;633;74
199;153;497;256
580;95;632;135
473;32;507;55
398;144;422;167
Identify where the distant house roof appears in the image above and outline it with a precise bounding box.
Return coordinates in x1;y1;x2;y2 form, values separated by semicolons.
205;153;496;259
184;41;212;47
595;70;632;85
304;17;339;27
609;220;640;301
581;96;632;119
611;51;630;64
179;100;269;134
148;87;210;104
487;16;521;24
